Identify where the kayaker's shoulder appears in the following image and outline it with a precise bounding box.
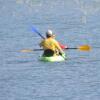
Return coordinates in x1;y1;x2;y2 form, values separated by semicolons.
50;38;58;43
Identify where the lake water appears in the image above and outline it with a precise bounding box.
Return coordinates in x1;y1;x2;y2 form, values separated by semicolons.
0;0;100;100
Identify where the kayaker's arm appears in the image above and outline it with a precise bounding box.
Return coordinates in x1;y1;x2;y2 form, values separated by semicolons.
54;40;64;54
39;39;45;47
58;42;68;49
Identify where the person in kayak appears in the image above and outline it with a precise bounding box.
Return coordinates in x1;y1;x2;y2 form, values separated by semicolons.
40;30;65;57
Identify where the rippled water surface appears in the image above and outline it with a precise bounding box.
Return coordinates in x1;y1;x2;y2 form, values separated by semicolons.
0;0;100;100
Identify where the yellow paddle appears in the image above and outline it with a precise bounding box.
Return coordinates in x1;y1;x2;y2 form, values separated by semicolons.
31;27;91;51
78;45;91;51
20;49;43;52
20;45;91;52
66;45;91;51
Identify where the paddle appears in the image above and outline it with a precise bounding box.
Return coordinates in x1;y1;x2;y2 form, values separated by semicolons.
20;49;43;52
31;27;91;51
65;45;91;51
32;26;45;39
20;45;91;52
20;27;91;54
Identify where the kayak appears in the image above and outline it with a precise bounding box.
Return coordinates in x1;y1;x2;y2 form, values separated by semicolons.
40;55;65;62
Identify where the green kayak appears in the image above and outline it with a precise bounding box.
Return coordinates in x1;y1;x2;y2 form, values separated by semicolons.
40;55;65;62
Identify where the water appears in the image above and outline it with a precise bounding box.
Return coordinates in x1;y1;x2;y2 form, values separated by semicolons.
0;0;100;100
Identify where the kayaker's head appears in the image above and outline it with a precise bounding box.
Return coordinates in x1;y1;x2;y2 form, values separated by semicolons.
46;30;53;38
52;34;55;38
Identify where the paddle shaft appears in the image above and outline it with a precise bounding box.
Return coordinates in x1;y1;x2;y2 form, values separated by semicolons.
65;47;78;49
32;47;78;51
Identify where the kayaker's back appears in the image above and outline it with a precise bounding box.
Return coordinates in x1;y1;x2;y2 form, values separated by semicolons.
40;37;60;51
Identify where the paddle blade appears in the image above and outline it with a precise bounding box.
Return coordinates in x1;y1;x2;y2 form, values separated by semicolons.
20;49;43;52
20;49;33;52
32;26;45;39
78;45;91;51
